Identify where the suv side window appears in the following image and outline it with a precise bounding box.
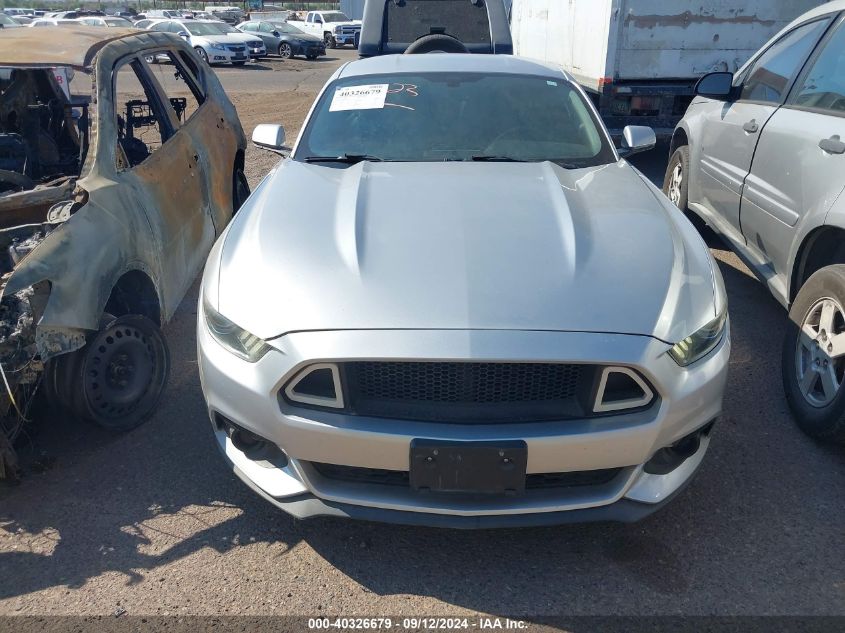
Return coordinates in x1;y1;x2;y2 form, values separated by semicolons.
740;19;830;104
791;19;845;115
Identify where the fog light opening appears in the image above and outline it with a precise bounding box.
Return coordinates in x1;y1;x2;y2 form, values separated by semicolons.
643;421;714;475
215;413;288;469
284;363;344;409
593;367;654;413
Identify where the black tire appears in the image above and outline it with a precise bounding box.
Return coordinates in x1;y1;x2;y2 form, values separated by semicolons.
233;167;250;214
782;265;845;443
305;54;318;61
404;33;469;55
663;145;690;212
324;32;336;49
194;46;209;64
278;42;293;59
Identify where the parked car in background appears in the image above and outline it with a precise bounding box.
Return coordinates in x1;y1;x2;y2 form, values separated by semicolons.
511;0;822;141
11;16;32;25
0;27;248;478
287;10;361;49
237;20;325;59
0;13;22;27
208;21;268;59
148;19;261;65
358;0;511;56
198;53;730;527
665;1;845;443
28;18;78;27
132;18;161;30
204;6;244;24
143;10;181;20
76;16;136;28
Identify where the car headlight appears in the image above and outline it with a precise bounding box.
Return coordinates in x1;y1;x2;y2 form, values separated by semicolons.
204;299;270;362
668;310;727;367
334;26;342;33
210;43;226;50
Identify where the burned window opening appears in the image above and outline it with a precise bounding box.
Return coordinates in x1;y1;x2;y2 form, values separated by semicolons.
0;67;87;197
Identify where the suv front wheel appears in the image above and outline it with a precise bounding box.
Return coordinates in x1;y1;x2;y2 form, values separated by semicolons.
782;265;845;443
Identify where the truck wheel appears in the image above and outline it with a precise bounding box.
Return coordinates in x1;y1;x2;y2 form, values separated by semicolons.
194;46;209;64
324;33;336;49
663;145;690;212
782;265;845;444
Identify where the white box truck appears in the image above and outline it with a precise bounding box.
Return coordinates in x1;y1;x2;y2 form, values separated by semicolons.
510;0;825;138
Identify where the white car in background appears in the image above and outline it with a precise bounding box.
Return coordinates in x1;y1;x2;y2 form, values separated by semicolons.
148;19;264;65
75;16;136;28
28;18;77;27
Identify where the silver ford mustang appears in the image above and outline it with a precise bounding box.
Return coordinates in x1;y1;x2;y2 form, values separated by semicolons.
197;54;730;528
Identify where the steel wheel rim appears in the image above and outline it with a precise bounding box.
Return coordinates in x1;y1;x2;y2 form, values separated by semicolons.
668;162;683;206
795;297;845;407
83;323;158;420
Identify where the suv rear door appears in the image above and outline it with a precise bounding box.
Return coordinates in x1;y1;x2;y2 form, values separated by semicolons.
695;17;830;239
739;13;845;301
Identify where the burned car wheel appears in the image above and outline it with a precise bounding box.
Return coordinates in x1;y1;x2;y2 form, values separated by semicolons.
49;315;170;431
233;168;250;213
79;315;169;430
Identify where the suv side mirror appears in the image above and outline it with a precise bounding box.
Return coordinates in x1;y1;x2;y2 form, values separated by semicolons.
252;123;289;154
695;71;734;99
177;30;189;38
273;30;280;36
618;125;656;157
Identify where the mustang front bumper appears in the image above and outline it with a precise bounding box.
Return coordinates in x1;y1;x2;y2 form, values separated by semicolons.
197;303;730;528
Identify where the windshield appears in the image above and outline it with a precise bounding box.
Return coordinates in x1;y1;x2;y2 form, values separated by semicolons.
295;72;615;167
320;12;349;22
211;22;239;33
271;22;303;34
387;0;490;45
185;22;225;35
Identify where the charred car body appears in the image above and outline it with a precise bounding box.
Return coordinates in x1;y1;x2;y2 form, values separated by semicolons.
0;28;248;476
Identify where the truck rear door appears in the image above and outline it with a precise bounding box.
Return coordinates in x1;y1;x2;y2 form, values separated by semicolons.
697;17;828;237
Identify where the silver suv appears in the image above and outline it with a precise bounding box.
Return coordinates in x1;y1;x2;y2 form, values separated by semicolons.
665;2;845;442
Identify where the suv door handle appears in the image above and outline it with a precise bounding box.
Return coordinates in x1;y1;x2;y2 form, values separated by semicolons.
743;119;759;134
819;135;845;155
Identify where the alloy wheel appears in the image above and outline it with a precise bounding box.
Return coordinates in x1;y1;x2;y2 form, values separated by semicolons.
795;297;845;407
667;163;683;207
279;43;292;59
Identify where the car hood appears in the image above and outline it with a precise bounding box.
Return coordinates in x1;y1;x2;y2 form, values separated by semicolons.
216;160;717;341
290;33;322;43
222;32;260;43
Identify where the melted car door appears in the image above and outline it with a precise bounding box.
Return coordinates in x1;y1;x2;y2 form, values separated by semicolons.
697;18;830;239
740;16;845;303
112;56;214;317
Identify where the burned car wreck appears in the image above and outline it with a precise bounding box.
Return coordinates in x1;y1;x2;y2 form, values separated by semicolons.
0;28;248;477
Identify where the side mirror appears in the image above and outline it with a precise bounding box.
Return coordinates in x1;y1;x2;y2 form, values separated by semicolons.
618;125;656;157
252;123;288;154
314;19;322;24
177;31;189;38
273;31;280;37
695;71;734;99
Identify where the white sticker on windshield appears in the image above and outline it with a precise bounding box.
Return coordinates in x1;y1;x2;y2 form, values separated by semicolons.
330;84;389;112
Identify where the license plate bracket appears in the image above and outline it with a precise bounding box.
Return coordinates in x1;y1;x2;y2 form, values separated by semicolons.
409;440;527;494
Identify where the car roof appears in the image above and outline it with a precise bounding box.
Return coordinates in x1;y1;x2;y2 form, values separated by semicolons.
788;0;845;25
338;54;574;82
0;27;171;69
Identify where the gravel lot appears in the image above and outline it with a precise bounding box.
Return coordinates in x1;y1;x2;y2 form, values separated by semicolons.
1;50;843;620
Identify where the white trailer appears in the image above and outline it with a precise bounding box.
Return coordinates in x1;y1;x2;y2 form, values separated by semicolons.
510;0;826;137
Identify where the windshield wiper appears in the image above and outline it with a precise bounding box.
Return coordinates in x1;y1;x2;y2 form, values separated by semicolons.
470;155;526;162
304;154;384;164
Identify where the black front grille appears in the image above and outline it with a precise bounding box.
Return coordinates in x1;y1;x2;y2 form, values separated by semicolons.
310;462;622;491
342;362;592;423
